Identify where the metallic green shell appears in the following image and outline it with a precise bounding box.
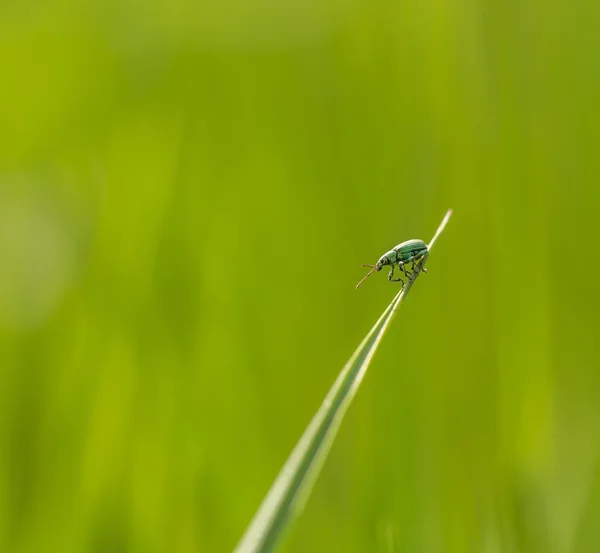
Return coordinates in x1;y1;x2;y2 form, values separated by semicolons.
391;239;428;263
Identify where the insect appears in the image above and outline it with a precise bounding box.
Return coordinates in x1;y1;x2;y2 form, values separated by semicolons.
356;239;429;289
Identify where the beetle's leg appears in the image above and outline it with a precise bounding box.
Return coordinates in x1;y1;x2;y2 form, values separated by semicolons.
395;262;411;284
412;257;427;273
412;255;427;274
406;258;423;282
388;265;405;286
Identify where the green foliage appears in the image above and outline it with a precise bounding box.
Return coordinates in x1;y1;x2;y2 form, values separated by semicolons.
2;3;600;553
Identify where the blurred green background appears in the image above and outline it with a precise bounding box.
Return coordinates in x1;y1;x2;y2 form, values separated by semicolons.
2;1;600;552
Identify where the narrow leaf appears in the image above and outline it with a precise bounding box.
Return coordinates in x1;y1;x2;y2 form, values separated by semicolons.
233;209;453;553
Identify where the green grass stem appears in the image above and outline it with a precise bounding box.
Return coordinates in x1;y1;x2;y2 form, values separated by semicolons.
233;209;453;553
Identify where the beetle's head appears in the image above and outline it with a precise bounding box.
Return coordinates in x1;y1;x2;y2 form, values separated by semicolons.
375;255;388;270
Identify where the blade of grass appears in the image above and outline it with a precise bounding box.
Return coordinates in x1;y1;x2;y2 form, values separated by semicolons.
233;209;453;553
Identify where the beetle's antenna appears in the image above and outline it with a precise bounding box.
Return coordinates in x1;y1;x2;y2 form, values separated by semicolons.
356;266;377;289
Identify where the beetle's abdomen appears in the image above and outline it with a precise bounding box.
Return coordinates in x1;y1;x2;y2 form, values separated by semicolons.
392;239;428;263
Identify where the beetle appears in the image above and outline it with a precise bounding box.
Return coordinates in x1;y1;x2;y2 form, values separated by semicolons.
356;239;429;289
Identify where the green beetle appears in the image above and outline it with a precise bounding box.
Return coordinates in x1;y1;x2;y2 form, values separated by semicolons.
356;239;428;289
